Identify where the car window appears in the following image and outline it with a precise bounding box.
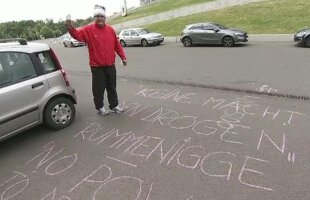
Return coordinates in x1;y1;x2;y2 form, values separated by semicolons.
37;51;58;74
136;29;151;34
131;30;139;36
211;23;227;29
0;52;37;88
202;25;216;30
0;59;7;87
189;25;202;30
122;30;130;36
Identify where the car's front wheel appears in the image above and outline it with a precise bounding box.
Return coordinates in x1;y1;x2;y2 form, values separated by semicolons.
182;37;192;47
120;40;126;47
222;36;234;47
304;36;310;47
63;42;68;47
44;97;75;130
141;39;149;47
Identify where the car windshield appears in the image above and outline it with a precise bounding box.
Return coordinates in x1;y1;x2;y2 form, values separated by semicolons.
212;23;227;29
136;29;151;34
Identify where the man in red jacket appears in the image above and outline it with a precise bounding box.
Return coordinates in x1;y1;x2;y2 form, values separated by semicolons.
65;5;127;116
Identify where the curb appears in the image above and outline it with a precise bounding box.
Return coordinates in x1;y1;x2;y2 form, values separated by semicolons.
164;34;293;43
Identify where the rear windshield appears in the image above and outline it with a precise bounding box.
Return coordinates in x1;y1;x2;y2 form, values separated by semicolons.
36;51;58;74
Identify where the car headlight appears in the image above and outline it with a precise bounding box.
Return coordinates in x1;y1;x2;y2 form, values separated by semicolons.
296;31;306;37
235;33;244;37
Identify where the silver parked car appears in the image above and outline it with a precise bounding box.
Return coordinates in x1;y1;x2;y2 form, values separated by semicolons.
180;22;248;47
294;28;310;47
63;34;86;47
118;28;164;47
0;38;77;141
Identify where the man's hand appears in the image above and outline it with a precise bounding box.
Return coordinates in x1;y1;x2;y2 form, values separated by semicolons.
122;59;127;66
65;20;74;30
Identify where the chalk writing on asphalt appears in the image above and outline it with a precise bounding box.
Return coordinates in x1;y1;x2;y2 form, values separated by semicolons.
0;141;154;200
75;123;275;191
0;86;307;199
257;84;279;93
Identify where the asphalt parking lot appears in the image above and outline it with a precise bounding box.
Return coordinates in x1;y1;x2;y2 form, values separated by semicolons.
53;40;310;98
0;41;309;200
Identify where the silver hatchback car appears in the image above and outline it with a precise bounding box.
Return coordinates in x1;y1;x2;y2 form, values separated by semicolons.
63;34;86;47
0;38;77;141
180;22;248;47
118;28;164;47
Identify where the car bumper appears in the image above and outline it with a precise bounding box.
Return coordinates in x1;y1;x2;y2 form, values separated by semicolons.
72;41;86;46
236;36;248;43
294;36;304;44
148;38;164;44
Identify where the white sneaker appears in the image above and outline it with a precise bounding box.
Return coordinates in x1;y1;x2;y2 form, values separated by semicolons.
110;105;124;113
97;107;109;116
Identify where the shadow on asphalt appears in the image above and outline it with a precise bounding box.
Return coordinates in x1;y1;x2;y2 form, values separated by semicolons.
187;43;247;48
122;44;164;48
0;125;54;153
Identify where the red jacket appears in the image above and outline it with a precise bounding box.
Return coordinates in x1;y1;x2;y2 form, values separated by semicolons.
68;23;126;67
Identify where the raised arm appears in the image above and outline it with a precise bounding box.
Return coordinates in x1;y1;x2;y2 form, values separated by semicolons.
65;20;87;43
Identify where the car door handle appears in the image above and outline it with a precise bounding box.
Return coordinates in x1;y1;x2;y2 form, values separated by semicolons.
31;82;44;89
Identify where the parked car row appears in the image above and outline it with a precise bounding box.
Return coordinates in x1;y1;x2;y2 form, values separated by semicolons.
61;22;310;48
117;22;310;48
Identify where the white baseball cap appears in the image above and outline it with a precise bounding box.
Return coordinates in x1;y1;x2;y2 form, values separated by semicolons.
93;5;106;17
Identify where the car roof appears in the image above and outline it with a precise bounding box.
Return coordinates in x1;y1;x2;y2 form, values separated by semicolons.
298;28;310;32
121;28;144;32
0;42;50;54
186;22;215;27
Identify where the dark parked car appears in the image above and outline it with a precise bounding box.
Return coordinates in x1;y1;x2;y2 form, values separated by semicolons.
180;22;248;47
294;28;310;47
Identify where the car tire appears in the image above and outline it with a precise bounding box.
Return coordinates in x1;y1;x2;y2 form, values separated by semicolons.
120;40;126;47
222;36;234;47
44;97;76;130
63;42;68;47
141;39;149;47
70;42;75;48
304;36;310;47
182;37;192;47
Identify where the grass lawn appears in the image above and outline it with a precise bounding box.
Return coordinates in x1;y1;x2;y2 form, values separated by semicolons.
108;0;214;25
142;0;310;35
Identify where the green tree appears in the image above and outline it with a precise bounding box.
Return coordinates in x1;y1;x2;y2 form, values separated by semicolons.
40;26;54;39
0;17;93;40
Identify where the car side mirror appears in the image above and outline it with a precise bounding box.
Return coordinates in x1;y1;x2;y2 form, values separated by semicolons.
214;28;220;32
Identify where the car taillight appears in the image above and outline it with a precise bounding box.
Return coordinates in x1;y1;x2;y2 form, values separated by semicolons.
50;48;70;86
